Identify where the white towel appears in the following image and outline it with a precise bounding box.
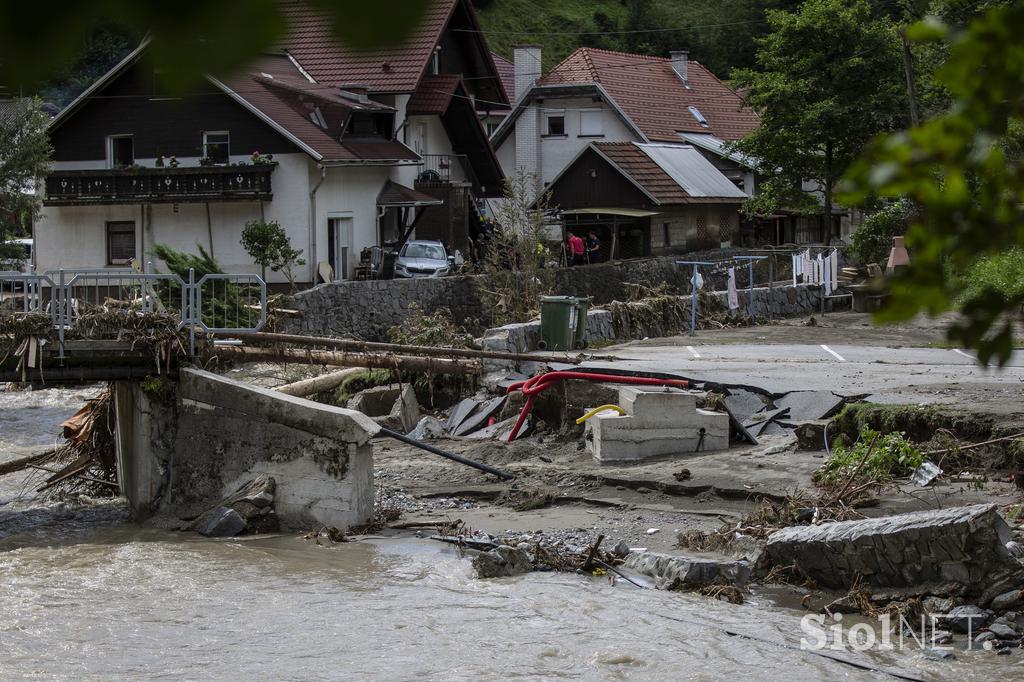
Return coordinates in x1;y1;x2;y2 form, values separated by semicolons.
823;254;833;296
830;250;839;291
727;267;739;310
792;253;799;287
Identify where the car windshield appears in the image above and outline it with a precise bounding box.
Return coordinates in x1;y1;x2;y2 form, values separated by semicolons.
401;244;445;260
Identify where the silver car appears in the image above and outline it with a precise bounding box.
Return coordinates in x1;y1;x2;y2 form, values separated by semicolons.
393;240;453;278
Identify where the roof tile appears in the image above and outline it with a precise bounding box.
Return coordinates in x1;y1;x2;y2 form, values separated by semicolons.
540;48;759;142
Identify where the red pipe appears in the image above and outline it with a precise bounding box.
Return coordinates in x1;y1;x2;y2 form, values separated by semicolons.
504;371;689;442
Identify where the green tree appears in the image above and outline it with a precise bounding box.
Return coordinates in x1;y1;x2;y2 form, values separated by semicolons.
240;220;305;290
0;97;51;257
842;2;1024;364
730;0;907;242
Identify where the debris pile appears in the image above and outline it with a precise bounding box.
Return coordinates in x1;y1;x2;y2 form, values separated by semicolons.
190;474;279;537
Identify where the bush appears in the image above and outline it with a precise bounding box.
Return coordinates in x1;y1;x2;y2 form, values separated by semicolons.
956;247;1024;307
849;199;915;266
815;428;923;486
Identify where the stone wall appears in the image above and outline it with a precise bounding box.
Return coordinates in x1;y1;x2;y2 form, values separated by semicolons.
282;250;812;341
113;368;378;530
285;276;484;340
479;283;826;358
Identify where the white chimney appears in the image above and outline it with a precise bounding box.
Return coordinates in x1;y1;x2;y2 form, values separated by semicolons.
513;44;542;102
671;50;689;88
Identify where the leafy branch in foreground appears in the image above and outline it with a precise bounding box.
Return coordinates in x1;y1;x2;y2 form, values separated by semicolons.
841;3;1024;365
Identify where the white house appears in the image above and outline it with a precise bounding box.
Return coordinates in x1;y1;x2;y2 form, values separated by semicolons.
35;0;507;287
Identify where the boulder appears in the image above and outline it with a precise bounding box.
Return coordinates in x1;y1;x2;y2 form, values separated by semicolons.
473;545;533;578
195;506;247;538
624;551;752;590
991;588;1024;613
347;383;420;432
190;474;278;537
946;605;993;633
765;504;1023;597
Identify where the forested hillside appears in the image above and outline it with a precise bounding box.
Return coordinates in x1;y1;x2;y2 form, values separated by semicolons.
473;0;802;78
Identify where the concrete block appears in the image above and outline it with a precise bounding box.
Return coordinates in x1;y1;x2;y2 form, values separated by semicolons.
590;386;730;463
766;504;1024;597
625;551;752;589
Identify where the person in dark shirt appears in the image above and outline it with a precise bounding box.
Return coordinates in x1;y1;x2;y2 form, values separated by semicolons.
585;231;602;263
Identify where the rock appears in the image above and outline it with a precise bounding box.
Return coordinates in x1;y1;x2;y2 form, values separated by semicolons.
348;383;419;432
673;468;692;481
1007;541;1024;560
794;421;828;451
473;545;533;578
407;416;447;440
195;506;247;538
991;588;1024;612
611;540;631;558
765;504;1024;595
988;622;1018;639
946;605;993;633
975;631;997;646
646;528;660;535
190;475;277;536
932;630;953;645
625;551;751;590
922;649;955;661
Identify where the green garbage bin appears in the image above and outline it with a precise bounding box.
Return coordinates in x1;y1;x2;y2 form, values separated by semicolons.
539;296;590;350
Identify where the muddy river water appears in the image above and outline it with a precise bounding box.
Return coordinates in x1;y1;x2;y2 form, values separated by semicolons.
0;386;1011;680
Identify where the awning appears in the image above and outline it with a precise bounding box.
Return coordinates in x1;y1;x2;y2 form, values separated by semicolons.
560;208;660;217
377;180;443;208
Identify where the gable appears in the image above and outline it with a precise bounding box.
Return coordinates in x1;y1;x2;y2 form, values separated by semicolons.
547;147;655;210
49;58;302;162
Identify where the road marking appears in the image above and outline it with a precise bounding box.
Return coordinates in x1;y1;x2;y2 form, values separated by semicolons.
686;346;701;359
820;344;846;362
953;349;974;360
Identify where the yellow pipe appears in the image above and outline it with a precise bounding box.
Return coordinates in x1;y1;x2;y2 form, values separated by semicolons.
576;404;626;424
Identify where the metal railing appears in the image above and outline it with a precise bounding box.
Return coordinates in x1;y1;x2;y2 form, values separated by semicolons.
1;268;266;357
417;154;483;194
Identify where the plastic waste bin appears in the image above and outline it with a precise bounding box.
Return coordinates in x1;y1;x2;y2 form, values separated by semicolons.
538;296;590;350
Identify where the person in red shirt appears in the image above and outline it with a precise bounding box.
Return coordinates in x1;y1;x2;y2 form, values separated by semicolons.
567;232;585;266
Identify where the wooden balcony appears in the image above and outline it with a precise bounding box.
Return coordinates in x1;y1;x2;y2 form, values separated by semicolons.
43;164;276;206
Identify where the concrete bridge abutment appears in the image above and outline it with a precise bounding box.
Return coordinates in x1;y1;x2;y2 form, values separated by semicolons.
112;368;378;530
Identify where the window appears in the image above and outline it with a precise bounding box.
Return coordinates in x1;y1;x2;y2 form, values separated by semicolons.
579;109;603;137
663;222;671;247
108;135;134;168
203;131;230;164
688;105;709;128
309;108;327;129
106;222;136;265
543;111;565;136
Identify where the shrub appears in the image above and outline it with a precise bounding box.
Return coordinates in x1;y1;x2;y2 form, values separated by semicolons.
849;199;915;266
956;247;1024;307
816;428;923;486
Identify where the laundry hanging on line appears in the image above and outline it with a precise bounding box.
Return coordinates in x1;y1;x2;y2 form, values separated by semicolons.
727;267;739;310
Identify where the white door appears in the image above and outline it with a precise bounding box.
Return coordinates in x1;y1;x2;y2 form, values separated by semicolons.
329;217;353;281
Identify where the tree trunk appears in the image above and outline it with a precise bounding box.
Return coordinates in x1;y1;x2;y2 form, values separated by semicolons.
275;367;364;397
900;28;920;127
210;345;479;375
823;141;834;246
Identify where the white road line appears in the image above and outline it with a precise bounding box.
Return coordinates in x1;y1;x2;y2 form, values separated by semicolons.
953;349;974;360
820;344;846;362
686;346;701;359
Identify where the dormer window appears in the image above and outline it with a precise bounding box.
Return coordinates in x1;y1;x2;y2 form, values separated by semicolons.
310;107;327;129
688;106;709;128
345;112;393;139
203;131;230;164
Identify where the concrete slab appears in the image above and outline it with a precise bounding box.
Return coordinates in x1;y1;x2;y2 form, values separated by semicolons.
775;390;844;421
454;396;507;436
724;389;768;423
446;398;479;433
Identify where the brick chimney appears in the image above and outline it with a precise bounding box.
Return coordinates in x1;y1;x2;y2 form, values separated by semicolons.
513;44;542;102
671;50;690;88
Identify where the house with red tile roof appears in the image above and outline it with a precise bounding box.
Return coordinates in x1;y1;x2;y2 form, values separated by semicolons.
35;0;508;287
491;45;762;259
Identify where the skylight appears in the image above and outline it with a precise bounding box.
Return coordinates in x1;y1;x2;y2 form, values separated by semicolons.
688;105;709;128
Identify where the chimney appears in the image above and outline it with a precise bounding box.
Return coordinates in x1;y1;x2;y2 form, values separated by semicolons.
671;50;689;88
513;44;542;102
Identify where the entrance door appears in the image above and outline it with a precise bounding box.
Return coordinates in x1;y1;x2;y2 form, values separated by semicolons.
327;217;353;281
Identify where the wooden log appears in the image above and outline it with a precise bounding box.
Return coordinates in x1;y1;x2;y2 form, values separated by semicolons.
0;448;56;478
275;367;364;397
227;330;583;365
210;345;479;375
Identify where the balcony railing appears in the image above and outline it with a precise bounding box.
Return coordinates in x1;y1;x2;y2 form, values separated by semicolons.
416;154;482;194
43;164;276;206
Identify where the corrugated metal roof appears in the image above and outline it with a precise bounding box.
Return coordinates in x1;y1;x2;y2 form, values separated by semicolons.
635;143;748;200
677;132;755;167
